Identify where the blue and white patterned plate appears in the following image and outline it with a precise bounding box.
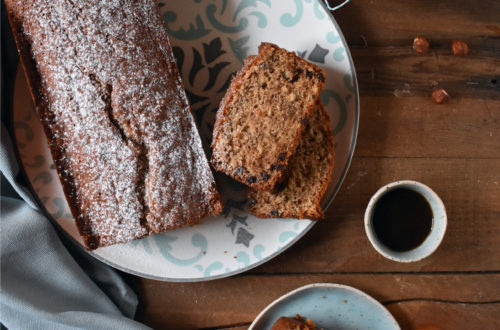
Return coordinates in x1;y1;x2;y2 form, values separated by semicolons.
250;283;400;330
13;0;359;281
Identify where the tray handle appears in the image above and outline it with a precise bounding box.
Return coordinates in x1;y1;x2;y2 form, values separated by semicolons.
323;0;350;11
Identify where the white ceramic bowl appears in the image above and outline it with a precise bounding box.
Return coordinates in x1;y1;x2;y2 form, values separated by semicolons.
364;180;447;263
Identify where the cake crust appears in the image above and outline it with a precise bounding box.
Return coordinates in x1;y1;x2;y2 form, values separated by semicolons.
6;0;223;250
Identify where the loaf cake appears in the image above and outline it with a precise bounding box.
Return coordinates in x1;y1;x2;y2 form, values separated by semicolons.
211;43;326;191
5;0;223;250
271;315;318;330
249;102;334;220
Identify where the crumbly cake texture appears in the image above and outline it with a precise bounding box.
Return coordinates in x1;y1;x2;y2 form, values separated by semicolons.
6;0;223;250
249;102;334;220
271;315;317;330
211;43;325;191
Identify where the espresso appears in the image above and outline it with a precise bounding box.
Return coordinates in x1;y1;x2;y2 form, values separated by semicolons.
372;188;433;252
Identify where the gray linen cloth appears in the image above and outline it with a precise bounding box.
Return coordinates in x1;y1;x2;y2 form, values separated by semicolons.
1;124;151;329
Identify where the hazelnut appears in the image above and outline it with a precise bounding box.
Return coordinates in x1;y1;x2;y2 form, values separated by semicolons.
432;88;450;104
413;36;430;54
451;40;469;56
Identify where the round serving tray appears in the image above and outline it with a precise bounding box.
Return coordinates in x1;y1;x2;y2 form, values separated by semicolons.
12;0;359;281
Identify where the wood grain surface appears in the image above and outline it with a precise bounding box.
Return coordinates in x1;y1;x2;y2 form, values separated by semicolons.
126;0;500;329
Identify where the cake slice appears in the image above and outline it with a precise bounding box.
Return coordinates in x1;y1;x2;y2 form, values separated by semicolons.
5;0;223;250
271;315;317;330
249;102;334;220
211;43;325;191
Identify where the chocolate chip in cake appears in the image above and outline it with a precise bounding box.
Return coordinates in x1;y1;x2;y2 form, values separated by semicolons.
270;164;284;171
290;68;303;83
306;70;314;79
278;153;286;161
249;198;257;207
274;181;286;193
246;176;257;184
316;72;326;83
233;166;244;176
270;210;280;216
261;171;270;181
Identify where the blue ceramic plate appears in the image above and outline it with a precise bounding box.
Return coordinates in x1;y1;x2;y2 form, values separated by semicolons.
250;283;400;330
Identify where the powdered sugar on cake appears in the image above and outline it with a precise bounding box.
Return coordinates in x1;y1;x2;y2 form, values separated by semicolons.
9;0;221;248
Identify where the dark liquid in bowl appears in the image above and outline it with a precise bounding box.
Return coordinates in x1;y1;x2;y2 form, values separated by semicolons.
372;188;433;252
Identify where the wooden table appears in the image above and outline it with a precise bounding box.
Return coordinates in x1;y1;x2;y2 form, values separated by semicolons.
123;1;500;328
0;0;498;329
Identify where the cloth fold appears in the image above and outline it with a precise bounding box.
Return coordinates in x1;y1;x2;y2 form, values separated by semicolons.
0;124;37;207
